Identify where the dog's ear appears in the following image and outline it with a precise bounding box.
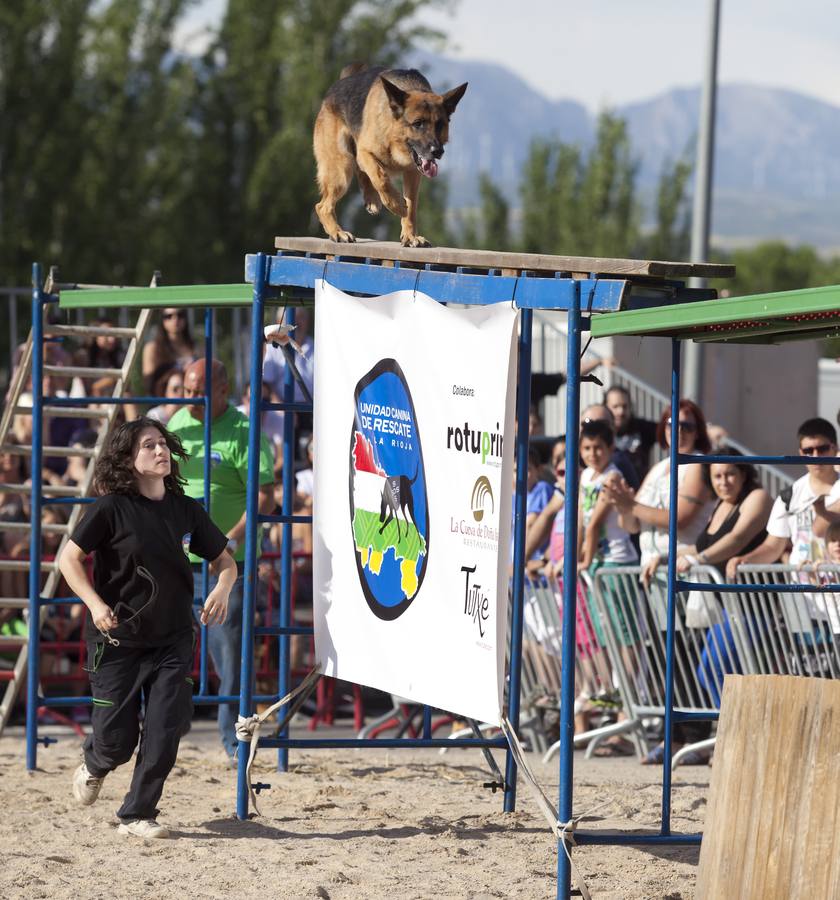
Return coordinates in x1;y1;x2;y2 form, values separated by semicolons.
442;82;468;117
380;76;408;118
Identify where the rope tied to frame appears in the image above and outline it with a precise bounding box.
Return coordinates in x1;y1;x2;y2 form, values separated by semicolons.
235;663;323;815
500;716;600;900
264;323;308;359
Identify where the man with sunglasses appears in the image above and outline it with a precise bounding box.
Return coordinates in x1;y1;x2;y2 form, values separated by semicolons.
726;418;840;579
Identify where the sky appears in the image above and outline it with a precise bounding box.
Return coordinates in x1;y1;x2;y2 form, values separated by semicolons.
177;0;840;112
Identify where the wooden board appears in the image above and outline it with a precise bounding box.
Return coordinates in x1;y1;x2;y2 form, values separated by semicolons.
274;237;734;281
696;674;840;899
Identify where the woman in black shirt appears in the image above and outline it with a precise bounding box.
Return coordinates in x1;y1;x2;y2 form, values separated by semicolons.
59;417;235;838
676;461;772;577
671;461;772;759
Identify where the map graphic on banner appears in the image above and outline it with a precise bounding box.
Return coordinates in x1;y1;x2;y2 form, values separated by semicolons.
313;280;518;726
350;359;429;620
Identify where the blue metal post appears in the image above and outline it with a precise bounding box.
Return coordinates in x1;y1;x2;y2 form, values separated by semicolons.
277;306;296;773
423;706;432;740
556;281;583;898
504;302;532;813
236;253;267;819
26;263;44;770
199;307;214;694
661;338;682;832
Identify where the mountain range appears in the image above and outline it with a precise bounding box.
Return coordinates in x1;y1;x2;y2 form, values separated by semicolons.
407;51;840;251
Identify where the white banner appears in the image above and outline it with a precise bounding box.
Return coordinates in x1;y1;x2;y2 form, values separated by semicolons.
312;280;518;726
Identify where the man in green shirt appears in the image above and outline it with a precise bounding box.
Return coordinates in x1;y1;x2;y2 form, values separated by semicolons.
169;358;274;759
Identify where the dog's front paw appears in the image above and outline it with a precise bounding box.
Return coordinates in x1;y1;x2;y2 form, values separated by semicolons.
365;200;381;216
331;230;356;243
401;234;431;248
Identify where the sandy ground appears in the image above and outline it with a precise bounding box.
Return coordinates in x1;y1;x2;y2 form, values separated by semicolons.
0;720;708;900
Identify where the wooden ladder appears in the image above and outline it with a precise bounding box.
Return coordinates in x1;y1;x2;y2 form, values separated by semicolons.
0;280;155;736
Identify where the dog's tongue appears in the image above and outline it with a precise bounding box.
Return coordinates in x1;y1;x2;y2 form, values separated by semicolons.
421;158;439;178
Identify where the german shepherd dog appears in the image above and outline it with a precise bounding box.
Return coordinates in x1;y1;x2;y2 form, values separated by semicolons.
378;464;420;543
314;64;467;248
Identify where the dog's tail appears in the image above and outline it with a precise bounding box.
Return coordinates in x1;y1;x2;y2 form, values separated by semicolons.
409;461;420;485
339;62;367;80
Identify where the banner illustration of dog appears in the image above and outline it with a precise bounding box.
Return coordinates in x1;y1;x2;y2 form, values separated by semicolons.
314;280;518;726
350;358;429;620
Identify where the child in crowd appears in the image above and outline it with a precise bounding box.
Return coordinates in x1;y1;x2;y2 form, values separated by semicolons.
578;420;638;572
577;420;639;753
514;446;555;574
814;520;840;641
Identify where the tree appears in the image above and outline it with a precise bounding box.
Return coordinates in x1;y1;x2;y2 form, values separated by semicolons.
721;242;824;296
519;113;638;258
0;0;447;288
576;112;637;258
0;1;93;283
477;172;510;250
192;0;447;277
645;157;692;261
519;139;559;254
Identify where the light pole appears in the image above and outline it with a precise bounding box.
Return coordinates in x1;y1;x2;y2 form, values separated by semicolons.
684;0;721;404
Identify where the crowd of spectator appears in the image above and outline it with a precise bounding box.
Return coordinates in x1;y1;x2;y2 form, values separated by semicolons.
524;382;840;762
0;307;316;718
5;305;840;758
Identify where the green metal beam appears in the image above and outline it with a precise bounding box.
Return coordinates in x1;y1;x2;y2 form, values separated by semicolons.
591;283;840;341
57;283;266;310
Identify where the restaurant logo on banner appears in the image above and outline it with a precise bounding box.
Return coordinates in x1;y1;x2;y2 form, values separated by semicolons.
471;476;494;522
350;359;429;620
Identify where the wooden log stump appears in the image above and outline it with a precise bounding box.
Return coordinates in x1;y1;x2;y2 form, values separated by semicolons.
696;674;840;899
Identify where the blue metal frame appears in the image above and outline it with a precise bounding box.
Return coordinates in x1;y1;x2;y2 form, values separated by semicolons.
276;305;296;773
198;308;214;696
505;306;533;813
234;253;547;821
23;274;224;769
556;279;583;897
236;253;268;818
233;252;726;855
245;253;629;311
26;263;45;769
661;339;682;829
555;330;840;897
26;252;748;898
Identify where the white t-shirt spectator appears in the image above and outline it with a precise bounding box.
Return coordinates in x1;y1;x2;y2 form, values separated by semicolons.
636;456;716;564
766;474;840;566
581;463;638;564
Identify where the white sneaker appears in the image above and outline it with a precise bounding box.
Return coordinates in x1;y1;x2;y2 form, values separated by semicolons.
72;762;105;806
118;819;170;839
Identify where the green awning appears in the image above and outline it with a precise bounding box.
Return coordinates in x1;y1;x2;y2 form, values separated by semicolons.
58;283;256;310
590;283;840;344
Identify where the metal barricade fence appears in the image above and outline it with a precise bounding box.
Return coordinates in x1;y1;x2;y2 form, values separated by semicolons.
522;570;650;761
729;563;840;680
526;565;730;766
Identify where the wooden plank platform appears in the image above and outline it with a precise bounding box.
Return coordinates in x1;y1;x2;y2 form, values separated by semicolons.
274;237;734;281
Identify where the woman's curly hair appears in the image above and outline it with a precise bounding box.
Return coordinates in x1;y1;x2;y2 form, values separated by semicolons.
93;417;188;496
